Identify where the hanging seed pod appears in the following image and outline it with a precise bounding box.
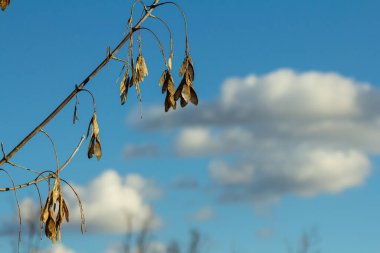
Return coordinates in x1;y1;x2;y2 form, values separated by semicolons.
159;70;168;89
45;213;57;243
129;59;136;88
135;54;148;83
165;92;176;112
189;86;198;105
160;69;177;112
179;55;189;77
87;113;102;160
1;0;10;11
168;52;174;71
175;54;198;107
40;177;71;244
161;71;175;94
120;70;129;105
73;95;79;124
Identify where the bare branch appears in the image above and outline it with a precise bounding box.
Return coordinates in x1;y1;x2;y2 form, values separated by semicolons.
0;0;160;168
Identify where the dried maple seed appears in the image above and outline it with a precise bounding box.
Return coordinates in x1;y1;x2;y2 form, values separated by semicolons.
168;52;174;71
162;71;175;94
40;177;71;244
174;54;198;107
135;54;148;83
165;93;176;112
160;69;177;112
1;0;10;11
87;113;102;160
159;70;168;87
120;70;129;105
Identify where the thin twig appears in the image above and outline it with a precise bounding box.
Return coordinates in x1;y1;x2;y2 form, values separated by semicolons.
40;129;60;172
2;143;40;174
154;1;190;54
137;27;169;67
0;136;86;192
61;178;86;233
0;168;22;252
5;161;40;175
57;136;85;174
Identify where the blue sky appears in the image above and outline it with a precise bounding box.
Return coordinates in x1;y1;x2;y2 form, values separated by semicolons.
1;1;380;253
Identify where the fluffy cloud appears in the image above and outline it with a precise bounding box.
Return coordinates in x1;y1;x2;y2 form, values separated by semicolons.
210;149;369;203
65;169;161;234
133;69;378;202
20;197;38;223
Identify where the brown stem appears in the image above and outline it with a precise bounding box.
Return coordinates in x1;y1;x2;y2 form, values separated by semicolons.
0;0;159;167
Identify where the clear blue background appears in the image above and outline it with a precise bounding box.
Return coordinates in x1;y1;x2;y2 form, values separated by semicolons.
0;1;379;252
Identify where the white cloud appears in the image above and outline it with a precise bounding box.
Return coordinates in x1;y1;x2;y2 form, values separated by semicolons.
192;206;214;221
209;161;255;186
124;144;160;159
41;244;76;253
134;69;378;203
20;197;38;223
64;169;161;234
211;148;369;203
106;241;166;253
176;127;254;156
220;70;364;119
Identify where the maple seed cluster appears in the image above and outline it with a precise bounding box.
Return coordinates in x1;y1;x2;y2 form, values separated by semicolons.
119;54;149;106
40;178;69;243
118;10;198;113
160;70;176;111
175;54;198;107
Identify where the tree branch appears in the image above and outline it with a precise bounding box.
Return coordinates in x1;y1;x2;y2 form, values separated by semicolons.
0;0;160;167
